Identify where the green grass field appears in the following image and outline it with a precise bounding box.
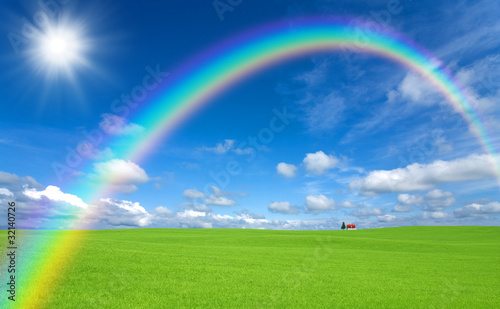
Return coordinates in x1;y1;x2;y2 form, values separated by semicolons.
15;227;500;308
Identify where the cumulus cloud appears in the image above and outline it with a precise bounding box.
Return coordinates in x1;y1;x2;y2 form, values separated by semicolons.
393;193;423;212
183;189;206;199
14;182;155;228
0;188;14;197
209;186;247;198
0;177;82;229
350;208;384;219
234;209;265;219
99;113;144;136
454;201;500;217
181;202;212;213
93;159;150;184
199;186;245;207
0;171;41;188
0;171;21;184
424;189;456;210
210;186;224;197
377;214;397;222
303;151;339;175
0;172;347;230
179;186;243;209
92;159;152;193
153;207;339;230
154;206;173;216
23;185;88;208
305;194;336;213
89;198;153;227
421;211;453;219
19;190;155;228
339;201;359;208
268;201;300;214
205;196;237;206
393;205;412;212
397;194;424;205
276;162;297;178
393;190;455;212
350;154;497;195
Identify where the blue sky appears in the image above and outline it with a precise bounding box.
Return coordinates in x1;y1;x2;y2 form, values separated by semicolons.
0;0;499;229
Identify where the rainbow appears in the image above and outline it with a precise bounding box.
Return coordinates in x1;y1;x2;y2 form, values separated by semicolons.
6;18;499;308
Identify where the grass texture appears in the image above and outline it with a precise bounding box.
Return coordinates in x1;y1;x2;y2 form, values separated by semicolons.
14;226;500;308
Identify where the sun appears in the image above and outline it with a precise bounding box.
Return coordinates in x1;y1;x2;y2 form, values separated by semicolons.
28;21;91;82
40;28;83;66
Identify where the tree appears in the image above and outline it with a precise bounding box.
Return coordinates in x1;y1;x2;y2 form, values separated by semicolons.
341;222;346;230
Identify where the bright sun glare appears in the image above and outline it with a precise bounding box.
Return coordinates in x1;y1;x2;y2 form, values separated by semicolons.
28;21;92;83
41;29;81;66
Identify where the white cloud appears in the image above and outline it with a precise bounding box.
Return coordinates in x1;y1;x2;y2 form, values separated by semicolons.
454;201;500;217
393;205;412;212
0;188;14;197
305;194;336;213
424;189;455;210
201;139;235;154
205;196;237;206
23;185;88;208
339;201;359;208
0;173;348;230
377;214;397;222
393;190;455;212
276;162;297;178
421;211;453;219
153;206;339;230
303;151;339;175
235;209;266;219
350;208;384;218
20;194;154;228
268;201;300;214
106;184;140;194
350;154;497;195
154;206;173;216
397;194;423;205
233;148;254;155
181;202;212;213
179;209;209;218
184;186;244;207
99;113;144;136
100;198;146;214
93;159;150;189
390;72;439;105
93;198;152;227
200;140;253;155
0;172;42;188
90;147;115;161
0;171;21;184
210;186;224;197
183;189;206;199
208;186;246;198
